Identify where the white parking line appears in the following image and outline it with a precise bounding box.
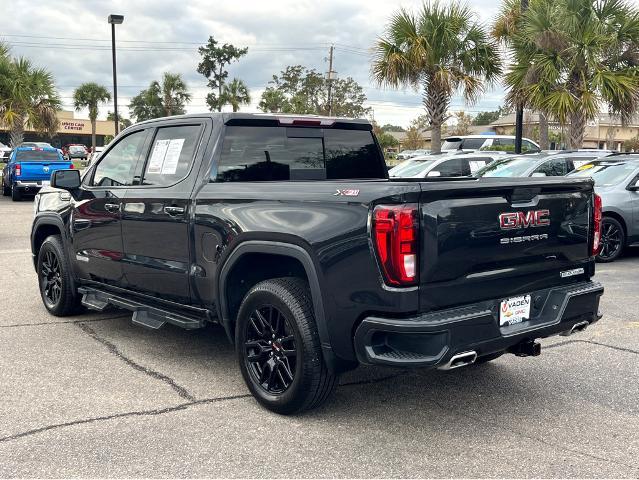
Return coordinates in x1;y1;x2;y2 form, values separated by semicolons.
0;249;31;254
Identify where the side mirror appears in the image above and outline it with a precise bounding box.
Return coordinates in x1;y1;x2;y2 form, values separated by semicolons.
51;169;81;190
427;170;441;177
532;172;547;177
627;179;639;191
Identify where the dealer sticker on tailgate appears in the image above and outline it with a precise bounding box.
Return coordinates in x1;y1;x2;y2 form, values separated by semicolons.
500;295;531;326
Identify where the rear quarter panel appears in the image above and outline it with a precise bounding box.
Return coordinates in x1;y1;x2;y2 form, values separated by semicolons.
193;180;421;360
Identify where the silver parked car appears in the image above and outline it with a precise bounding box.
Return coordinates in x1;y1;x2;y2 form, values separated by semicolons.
567;156;639;262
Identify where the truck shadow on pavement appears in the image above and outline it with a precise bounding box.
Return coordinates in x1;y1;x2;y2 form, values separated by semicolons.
77;313;594;419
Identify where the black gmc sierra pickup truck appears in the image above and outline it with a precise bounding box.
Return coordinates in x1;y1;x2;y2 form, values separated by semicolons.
31;113;604;414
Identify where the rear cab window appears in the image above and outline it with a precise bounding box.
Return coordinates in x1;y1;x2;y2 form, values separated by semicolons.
214;125;386;181
15;150;62;162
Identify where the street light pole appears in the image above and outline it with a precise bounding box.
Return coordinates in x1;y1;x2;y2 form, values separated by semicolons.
514;0;529;154
108;14;124;136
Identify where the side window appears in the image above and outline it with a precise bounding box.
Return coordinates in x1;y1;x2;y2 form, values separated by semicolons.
91;130;148;187
522;140;538;152
533;159;568;177
493;138;515;147
430;158;464;177
141;125;202;187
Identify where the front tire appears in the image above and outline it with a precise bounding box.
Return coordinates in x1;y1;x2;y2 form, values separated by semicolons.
37;235;83;316
597;217;625;263
236;277;337;414
2;182;9;196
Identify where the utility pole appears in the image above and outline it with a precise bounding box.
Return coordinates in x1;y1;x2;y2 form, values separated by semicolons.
514;0;529;154
326;45;336;116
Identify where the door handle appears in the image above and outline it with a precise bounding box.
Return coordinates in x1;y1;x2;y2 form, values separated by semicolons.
164;206;185;216
104;203;120;213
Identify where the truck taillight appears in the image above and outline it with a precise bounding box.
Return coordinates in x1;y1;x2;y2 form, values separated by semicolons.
15;164;21;177
69;163;74;169
372;204;419;286
591;193;602;256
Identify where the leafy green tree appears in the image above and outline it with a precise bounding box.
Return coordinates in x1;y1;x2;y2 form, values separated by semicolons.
258;65;371;117
197;37;248;112
129;73;191;122
220;78;251;112
448;111;473;135
372;1;501;153
0;52;61;147
497;0;639;149
107;111;132;131
72;82;111;152
473;107;508;125
377;131;400;151
381;124;405;132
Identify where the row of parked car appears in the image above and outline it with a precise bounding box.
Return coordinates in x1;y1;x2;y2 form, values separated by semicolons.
0;142;105;201
389;135;638;263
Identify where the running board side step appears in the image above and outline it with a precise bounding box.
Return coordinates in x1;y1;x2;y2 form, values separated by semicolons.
78;287;206;330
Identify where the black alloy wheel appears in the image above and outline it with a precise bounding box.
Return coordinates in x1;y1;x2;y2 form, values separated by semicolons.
37;235;83;316
244;305;297;394
236;277;337;414
597;217;624;263
40;249;63;308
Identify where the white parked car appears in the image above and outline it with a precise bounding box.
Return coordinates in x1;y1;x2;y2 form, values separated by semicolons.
389;152;508;178
442;135;540;153
396;150;415;160
0;142;11;163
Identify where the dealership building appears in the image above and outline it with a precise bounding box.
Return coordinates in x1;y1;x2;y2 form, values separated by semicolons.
0;110;116;148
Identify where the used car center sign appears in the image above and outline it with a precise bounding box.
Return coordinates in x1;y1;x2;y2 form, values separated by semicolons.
61;121;86;131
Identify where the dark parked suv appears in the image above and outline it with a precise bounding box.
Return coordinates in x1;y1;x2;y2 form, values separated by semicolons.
31;113;604;413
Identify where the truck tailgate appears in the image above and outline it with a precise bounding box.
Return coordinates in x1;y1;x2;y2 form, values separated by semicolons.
418;177;594;311
18;161;74;181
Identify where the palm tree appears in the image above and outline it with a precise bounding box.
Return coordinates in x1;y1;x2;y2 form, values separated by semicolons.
493;0;552;149
372;1;502;153
220;78;251;112
73;82;111;153
0;56;61;148
129;73;191;122
500;0;639;149
159;72;191;117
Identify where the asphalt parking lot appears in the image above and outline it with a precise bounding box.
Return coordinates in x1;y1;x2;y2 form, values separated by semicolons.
0;195;638;478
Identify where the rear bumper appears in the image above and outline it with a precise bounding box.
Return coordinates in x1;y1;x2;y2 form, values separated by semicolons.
15;180;45;190
354;280;603;368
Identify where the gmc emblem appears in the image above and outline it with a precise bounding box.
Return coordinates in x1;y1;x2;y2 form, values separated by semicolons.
499;209;550;230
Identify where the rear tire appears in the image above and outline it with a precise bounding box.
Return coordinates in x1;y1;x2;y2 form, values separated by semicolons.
235;277;337;414
2;182;9;196
37;235;83;316
596;217;625;263
11;184;21;201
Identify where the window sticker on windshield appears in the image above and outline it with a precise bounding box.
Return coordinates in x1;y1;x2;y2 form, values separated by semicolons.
161;138;185;175
469;160;486;173
147;139;170;174
576;163;594;171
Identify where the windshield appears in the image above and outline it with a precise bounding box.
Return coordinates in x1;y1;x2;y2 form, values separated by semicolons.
16;150;62;161
568;162;639;186
388;159;417;176
475;158;533;177
391;159;435;177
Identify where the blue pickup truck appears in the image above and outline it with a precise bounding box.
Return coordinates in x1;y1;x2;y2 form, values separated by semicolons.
2;146;74;201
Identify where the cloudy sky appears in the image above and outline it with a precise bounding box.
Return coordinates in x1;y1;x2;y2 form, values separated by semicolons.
5;0;506;128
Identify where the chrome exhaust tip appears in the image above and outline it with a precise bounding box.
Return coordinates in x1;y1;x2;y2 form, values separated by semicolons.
438;351;477;370
561;320;590;336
